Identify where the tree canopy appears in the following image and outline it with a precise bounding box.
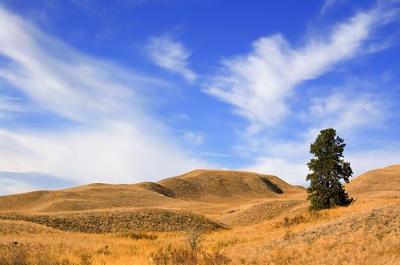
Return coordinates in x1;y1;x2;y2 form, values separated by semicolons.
306;128;353;210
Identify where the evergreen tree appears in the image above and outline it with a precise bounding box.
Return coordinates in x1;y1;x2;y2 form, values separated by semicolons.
306;128;353;210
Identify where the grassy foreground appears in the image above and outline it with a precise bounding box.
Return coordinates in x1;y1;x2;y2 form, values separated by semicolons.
1;197;399;265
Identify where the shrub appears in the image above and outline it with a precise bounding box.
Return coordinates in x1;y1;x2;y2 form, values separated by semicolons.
0;245;28;265
282;215;306;227
150;245;197;265
0;244;75;265
79;254;93;265
96;245;111;256
201;251;231;265
186;226;203;251
150;245;231;265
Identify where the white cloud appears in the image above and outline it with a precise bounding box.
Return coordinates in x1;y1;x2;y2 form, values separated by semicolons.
247;147;400;186
0;7;156;123
183;131;205;145
321;0;346;14
308;93;385;133
206;4;398;133
0;7;210;184
244;92;390;186
146;35;197;82
0;123;210;183
347;149;400;177
0;96;28;119
0;178;35;195
0;171;77;195
247;157;308;186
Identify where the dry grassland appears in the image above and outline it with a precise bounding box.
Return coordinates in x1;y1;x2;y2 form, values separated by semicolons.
0;167;399;264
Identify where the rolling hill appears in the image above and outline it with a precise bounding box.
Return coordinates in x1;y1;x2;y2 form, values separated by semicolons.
159;169;303;201
347;164;400;198
0;169;303;213
0;166;399;264
0;169;304;232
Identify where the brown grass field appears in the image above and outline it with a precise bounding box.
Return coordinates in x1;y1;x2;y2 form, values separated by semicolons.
0;167;399;264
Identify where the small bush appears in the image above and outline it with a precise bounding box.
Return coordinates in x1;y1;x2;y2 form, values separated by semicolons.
150;245;231;265
283;230;293;241
282;215;306;227
0;244;75;265
186;227;203;251
151;245;197;265
79;254;93;265
202;251;231;265
0;245;28;265
96;245;111;256
60;259;74;265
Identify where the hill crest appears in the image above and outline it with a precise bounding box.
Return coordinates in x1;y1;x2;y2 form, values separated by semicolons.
0;169;302;212
347;164;400;197
159;169;302;201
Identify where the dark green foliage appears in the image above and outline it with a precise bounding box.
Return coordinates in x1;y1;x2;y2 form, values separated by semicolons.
306;128;353;210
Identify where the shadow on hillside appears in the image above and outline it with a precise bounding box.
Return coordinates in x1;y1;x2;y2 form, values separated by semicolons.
259;177;283;194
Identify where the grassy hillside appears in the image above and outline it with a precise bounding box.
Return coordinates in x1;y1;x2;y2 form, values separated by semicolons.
0;169;303;213
0;208;226;233
0;184;176;212
159;169;303;201
347;164;400;198
0;167;399;264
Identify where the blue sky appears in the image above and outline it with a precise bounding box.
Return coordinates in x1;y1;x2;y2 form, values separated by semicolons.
0;0;400;194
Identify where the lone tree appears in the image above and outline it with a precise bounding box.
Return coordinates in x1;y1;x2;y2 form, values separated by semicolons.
306;128;353;210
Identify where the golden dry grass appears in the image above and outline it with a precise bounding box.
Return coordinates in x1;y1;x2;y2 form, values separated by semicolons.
0;168;399;264
0;169;302;214
219;200;305;226
159;169;303;201
1;198;399;264
0;208;226;233
347;164;400;197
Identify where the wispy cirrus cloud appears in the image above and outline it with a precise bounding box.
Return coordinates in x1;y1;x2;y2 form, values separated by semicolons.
206;3;399;133
183;131;205;145
0;178;36;195
0;6;159;123
307;93;385;134
320;0;346;14
146;35;197;82
248;146;400;186
245;90;392;185
0;96;28;119
244;90;390;185
0;171;76;195
0;6;210;185
0;1;399;191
